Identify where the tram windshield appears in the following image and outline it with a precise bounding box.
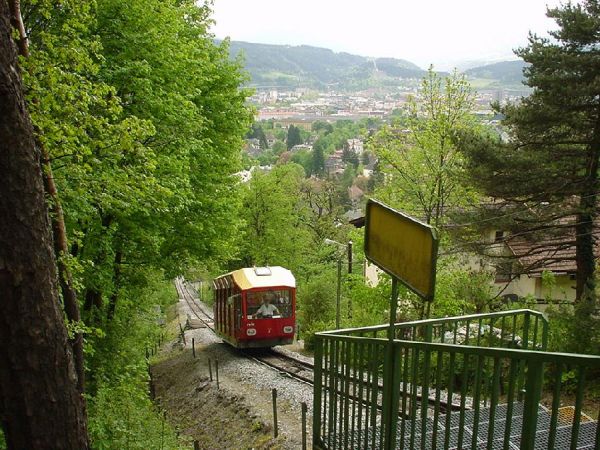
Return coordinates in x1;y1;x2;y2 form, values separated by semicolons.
246;289;293;319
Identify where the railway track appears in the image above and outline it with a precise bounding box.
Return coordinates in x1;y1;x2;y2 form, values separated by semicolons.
174;278;459;416
244;348;314;385
175;277;214;330
174;277;316;385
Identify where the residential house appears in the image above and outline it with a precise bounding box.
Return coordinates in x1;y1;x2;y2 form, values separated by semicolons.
324;149;345;176
476;227;585;306
346;138;364;155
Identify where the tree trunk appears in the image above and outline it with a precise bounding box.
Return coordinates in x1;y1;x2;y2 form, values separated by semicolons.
42;144;85;392
107;245;123;320
8;0;85;393
573;121;600;352
84;288;103;312
0;1;89;447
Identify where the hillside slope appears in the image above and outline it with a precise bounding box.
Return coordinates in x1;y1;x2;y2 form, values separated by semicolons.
464;60;529;87
226;40;426;88
223;40;529;91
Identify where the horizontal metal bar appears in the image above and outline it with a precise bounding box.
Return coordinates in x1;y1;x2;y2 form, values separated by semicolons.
320;309;547;336
317;334;600;366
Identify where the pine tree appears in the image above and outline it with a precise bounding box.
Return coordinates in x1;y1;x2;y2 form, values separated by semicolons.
286;124;303;150
457;0;600;352
311;140;326;176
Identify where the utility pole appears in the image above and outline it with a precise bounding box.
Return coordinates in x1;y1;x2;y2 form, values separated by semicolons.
336;259;341;329
347;240;353;274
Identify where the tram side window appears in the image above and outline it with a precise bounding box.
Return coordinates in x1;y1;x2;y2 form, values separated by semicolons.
228;294;242;330
246;290;292;319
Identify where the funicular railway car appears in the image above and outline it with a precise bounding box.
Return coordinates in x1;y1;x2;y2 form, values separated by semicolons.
212;266;296;348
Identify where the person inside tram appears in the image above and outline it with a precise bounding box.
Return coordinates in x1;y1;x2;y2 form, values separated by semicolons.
254;293;280;318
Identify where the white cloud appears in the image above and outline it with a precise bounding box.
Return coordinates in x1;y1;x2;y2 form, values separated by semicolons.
210;0;566;70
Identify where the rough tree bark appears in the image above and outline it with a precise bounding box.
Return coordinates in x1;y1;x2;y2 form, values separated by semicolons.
7;0;85;392
0;0;89;447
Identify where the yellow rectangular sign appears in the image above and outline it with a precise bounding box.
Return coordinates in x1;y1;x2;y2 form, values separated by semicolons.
365;199;438;300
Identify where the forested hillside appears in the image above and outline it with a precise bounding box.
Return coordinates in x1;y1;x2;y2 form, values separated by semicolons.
224;40;527;90
464;59;528;87
2;0;600;448
226;40;426;88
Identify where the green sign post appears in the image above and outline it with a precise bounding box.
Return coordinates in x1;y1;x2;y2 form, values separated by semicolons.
364;199;439;449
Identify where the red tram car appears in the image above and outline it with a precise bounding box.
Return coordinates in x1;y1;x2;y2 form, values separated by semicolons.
212;266;296;348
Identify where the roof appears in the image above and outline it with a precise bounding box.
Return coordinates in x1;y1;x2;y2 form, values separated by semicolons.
503;216;600;275
219;266;296;291
507;236;579;274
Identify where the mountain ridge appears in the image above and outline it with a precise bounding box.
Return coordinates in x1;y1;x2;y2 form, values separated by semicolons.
223;40;526;90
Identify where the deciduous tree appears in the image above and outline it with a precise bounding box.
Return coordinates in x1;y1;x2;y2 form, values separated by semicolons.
240;164;313;273
370;68;477;227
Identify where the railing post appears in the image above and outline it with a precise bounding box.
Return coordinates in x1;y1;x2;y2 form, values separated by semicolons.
336;259;341;329
312;335;324;448
522;312;531;350
517;313;532;401
521;359;544;450
383;278;400;450
301;401;308;450
424;323;433;343
272;388;278;438
541;315;549;351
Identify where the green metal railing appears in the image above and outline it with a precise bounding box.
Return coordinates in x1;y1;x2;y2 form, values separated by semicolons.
327;309;548;350
313;310;600;449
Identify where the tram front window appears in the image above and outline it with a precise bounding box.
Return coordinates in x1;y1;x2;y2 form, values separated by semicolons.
247;290;292;319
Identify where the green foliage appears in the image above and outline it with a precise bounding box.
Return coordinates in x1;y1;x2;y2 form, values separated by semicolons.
227;41;424;89
291;148;313;174
560;369;579;394
432;262;497;316
311;140;326;175
456;0;600;353
239;164;314;273
286;124;303;149
297;271;337;350
272;140;287;155
88;381;183;450
85;273;182;448
342;147;359;169
316;120;364;153
344;274;392;327
312;120;334;134
92;0;253;275
247;124;269;149
370;67;479;228
544;302;600;355
18;0;252;444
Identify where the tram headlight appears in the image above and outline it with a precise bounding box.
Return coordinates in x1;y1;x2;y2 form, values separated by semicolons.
246;328;256;336
283;326;294;334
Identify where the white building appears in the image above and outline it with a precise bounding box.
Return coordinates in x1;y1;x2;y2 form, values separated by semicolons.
347;138;364;155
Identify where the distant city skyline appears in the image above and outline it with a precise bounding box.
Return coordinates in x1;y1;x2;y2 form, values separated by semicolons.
210;0;570;71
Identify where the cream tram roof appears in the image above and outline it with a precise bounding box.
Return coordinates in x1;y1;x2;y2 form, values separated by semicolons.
216;266;295;291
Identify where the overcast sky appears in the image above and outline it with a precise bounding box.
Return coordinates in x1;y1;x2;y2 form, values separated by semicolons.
210;0;567;70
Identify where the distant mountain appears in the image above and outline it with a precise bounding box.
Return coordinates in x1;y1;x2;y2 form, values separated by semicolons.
464;60;529;87
222;40;529;91
225;40;426;89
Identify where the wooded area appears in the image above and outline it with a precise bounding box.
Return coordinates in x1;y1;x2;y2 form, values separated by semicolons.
0;0;599;448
